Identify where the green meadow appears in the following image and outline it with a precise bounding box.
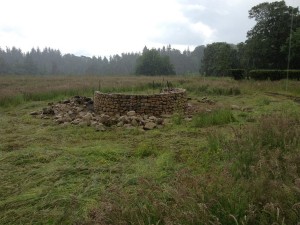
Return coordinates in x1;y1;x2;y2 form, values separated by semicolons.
0;76;300;224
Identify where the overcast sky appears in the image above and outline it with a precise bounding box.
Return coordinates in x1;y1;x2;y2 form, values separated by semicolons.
0;0;298;57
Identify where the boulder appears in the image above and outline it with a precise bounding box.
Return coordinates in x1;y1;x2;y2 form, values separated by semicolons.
42;107;54;115
99;114;110;124
144;122;156;130
95;124;106;132
71;118;82;125
83;112;93;122
127;111;136;116
149;116;157;121
117;121;124;127
131;119;138;126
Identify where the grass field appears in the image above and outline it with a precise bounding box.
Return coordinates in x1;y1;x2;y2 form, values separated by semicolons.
0;75;300;224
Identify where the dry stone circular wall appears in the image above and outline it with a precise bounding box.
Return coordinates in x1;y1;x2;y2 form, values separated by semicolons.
94;88;187;116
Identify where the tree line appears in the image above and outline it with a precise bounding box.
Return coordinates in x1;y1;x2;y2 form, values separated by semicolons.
0;45;204;76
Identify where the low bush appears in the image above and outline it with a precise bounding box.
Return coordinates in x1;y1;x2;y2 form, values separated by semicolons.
249;70;300;81
228;69;245;80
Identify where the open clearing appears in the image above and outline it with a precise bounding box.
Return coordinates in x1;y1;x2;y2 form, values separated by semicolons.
0;76;300;224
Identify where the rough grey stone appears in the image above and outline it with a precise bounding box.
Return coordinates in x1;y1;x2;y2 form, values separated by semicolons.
144;122;156;130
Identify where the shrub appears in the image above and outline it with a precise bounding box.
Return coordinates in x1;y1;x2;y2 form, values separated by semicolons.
249;70;300;81
209;87;241;95
228;69;245;80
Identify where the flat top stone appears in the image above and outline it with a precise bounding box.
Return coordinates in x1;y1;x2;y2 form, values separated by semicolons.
127;111;136;116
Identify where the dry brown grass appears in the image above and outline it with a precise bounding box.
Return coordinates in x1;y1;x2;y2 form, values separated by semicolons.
0;75;152;97
1;75;299;101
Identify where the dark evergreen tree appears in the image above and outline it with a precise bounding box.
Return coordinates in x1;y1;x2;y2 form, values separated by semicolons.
0;45;204;76
136;49;175;75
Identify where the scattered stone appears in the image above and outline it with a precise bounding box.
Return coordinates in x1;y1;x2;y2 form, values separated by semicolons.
42;107;54;115
71;118;81;125
242;106;253;112
95;124;106;132
55;117;64;124
32;95;172;131
91;121;98;127
117;121;124;127
149;116;157;121
199;97;215;104
231;105;241;110
131;119;138;127
124;124;134;129
79;121;88;126
82;112;93;122
127;111;136;116
99;114;110;126
144;122;156;130
30;111;39;115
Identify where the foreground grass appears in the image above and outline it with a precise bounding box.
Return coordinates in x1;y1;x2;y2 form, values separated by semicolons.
0;76;300;224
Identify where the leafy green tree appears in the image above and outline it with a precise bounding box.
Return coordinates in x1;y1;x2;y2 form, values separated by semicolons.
282;28;300;69
191;45;205;73
245;1;300;69
135;49;175;75
201;42;237;76
236;42;249;69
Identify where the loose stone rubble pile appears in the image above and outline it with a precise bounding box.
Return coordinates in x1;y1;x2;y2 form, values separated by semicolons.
30;96;168;131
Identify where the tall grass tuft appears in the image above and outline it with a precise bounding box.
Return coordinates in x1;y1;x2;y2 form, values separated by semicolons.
192;109;235;127
227;114;300;224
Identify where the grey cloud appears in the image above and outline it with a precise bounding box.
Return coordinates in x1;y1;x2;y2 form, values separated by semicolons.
176;0;266;44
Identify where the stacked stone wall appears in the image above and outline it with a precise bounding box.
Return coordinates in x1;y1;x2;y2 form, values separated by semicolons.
94;88;187;116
